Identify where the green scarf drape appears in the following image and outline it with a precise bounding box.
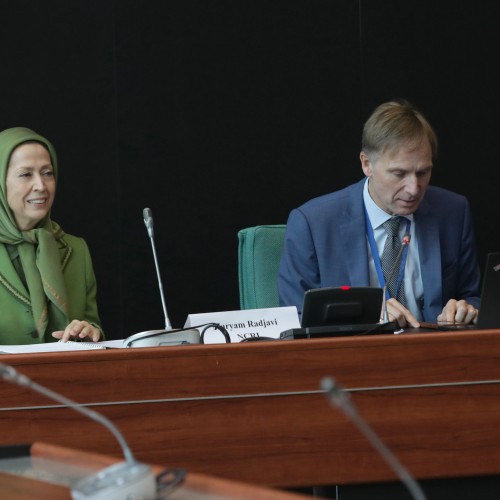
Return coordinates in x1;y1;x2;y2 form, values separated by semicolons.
0;127;69;338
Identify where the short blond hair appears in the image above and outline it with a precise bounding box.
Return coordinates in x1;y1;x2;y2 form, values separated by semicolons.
361;99;438;162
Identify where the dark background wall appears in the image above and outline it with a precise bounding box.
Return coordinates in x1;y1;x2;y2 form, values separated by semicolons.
1;1;499;339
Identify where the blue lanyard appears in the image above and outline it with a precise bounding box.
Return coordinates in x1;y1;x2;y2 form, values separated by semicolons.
364;208;411;301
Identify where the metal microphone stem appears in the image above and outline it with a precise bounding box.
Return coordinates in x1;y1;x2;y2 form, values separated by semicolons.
1;363;159;499
124;207;201;347
148;232;172;330
321;377;427;500
381;284;390;323
0;364;135;464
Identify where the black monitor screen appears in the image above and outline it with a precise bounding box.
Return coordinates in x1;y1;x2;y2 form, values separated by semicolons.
301;287;383;328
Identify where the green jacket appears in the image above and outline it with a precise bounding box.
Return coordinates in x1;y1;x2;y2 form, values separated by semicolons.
0;234;102;345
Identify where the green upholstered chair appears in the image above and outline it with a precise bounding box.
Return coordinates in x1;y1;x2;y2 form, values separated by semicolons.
237;224;286;309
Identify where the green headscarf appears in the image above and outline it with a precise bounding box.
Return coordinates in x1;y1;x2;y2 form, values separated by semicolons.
0;127;69;338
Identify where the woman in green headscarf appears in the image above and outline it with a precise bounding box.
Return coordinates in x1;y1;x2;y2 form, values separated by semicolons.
0;127;103;344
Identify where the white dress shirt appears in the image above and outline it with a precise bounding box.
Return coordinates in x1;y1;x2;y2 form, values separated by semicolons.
363;178;424;321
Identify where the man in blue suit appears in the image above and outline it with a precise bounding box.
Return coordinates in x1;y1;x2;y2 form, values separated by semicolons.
278;99;480;327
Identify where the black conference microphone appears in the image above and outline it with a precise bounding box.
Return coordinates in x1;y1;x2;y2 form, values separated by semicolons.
0;362;156;499
321;377;427;500
381;233;411;324
122;208;201;347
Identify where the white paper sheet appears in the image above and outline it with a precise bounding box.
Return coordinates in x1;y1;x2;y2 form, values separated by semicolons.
0;339;124;354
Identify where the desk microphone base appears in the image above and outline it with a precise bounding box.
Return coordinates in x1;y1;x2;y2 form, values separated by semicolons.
123;328;201;347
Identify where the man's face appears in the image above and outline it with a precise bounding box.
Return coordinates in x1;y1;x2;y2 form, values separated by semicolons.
360;139;433;216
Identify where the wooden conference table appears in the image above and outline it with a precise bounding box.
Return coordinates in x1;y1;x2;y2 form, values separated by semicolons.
1;328;500;489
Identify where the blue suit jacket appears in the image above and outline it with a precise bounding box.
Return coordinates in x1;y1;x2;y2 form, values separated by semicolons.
278;179;481;322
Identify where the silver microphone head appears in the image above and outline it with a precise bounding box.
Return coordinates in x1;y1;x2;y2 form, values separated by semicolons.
143;207;154;237
0;362;16;379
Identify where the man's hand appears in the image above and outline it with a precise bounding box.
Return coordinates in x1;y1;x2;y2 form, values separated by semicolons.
437;299;478;325
384;298;420;328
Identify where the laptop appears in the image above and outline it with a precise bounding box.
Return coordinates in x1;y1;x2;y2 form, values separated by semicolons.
280;286;397;340
421;252;500;331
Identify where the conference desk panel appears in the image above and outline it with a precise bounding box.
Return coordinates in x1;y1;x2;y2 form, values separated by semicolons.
1;329;500;488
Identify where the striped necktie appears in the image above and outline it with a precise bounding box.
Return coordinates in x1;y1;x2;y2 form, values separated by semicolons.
381;216;406;305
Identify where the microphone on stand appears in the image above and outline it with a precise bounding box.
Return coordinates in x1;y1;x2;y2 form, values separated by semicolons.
0;362;156;500
381;234;411;324
143;207;171;329
320;376;427;500
123;207;201;347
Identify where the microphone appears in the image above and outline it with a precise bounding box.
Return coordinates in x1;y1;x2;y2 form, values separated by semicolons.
143;207;171;330
320;377;427;500
122;208;201;347
381;233;411;323
143;207;154;239
0;362;156;500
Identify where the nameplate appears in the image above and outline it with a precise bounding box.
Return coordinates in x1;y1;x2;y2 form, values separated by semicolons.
184;306;300;344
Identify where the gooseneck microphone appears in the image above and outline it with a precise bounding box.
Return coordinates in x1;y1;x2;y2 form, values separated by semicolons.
122;208;201;347
321;377;427;500
0;362;156;499
143;207;171;329
381;234;411;323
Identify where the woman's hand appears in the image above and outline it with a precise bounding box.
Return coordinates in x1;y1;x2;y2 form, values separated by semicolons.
52;320;102;342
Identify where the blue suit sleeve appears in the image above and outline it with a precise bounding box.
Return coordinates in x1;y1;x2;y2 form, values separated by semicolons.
278;208;321;316
450;198;481;308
